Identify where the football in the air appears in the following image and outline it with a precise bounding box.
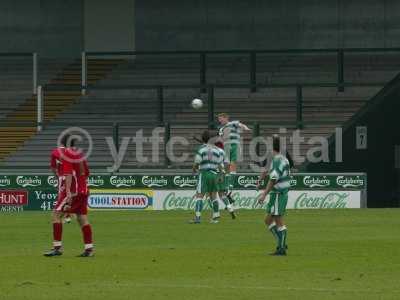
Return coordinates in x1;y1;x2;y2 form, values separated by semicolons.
191;98;203;109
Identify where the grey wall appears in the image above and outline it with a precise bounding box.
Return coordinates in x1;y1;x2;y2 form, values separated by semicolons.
305;75;400;207
84;0;135;52
2;0;400;55
0;0;82;57
135;0;400;51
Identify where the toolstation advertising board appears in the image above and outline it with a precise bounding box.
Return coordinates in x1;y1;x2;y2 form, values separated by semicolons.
0;173;367;212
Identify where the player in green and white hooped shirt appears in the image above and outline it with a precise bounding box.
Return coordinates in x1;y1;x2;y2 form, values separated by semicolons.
190;130;225;224
217;113;250;193
258;135;291;256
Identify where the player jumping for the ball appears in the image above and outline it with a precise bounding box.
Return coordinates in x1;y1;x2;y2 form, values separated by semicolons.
190;130;225;224
257;135;291;256
217;113;251;194
44;134;94;257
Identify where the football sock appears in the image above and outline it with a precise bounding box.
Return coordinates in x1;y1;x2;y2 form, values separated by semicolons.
277;225;288;250
268;222;279;246
82;224;93;250
212;199;220;219
221;195;234;212
194;198;203;218
53;222;63;250
226;192;235;204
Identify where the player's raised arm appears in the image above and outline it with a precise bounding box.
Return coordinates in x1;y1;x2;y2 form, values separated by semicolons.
239;122;251;131
221;126;230;141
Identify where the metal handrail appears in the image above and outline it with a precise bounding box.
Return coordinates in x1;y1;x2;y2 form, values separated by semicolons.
85;47;400;56
44;82;386;91
0;52;34;57
81;47;400;95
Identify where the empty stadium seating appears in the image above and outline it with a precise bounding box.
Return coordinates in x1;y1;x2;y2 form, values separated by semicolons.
0;58;122;162
0;51;398;171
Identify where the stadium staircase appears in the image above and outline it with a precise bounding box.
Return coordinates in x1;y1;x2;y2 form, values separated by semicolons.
1;52;399;171
0;59;122;162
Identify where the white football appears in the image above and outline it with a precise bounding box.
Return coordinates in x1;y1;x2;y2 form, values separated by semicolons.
191;98;203;109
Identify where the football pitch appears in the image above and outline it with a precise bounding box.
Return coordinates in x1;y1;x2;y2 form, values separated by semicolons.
1;209;400;300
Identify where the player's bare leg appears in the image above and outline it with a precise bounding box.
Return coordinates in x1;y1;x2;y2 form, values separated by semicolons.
44;211;64;257
76;214;94;257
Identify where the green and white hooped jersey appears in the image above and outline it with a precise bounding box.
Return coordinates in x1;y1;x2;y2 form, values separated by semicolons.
269;154;291;192
195;144;224;172
216;147;228;164
218;121;241;145
215;147;228;173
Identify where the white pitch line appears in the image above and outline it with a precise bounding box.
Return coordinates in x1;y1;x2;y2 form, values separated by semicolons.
17;281;400;295
125;283;386;294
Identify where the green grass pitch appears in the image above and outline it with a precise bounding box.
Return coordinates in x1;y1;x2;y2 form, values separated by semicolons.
1;209;400;300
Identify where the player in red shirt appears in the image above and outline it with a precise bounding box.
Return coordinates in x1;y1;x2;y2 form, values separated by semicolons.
50;146;72;224
50;147;63;175
44;134;94;257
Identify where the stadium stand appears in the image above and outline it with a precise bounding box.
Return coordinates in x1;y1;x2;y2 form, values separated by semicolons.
0;58;122;162
1;51;398;171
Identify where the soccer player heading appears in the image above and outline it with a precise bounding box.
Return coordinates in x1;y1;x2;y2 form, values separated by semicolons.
257;135;291;256
190;130;226;224
217;113;251;193
44;134;94;258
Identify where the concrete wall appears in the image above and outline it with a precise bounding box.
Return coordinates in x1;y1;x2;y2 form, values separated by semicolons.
84;0;135;52
135;0;400;51
0;0;82;57
1;0;400;55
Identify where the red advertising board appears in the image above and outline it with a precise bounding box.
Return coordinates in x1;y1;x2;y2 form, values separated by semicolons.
0;190;28;206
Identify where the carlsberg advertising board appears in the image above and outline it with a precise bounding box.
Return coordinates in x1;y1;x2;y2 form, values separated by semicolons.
0;173;366;211
0;174;366;190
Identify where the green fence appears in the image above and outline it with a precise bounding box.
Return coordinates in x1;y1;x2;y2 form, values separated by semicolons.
83;47;400;93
